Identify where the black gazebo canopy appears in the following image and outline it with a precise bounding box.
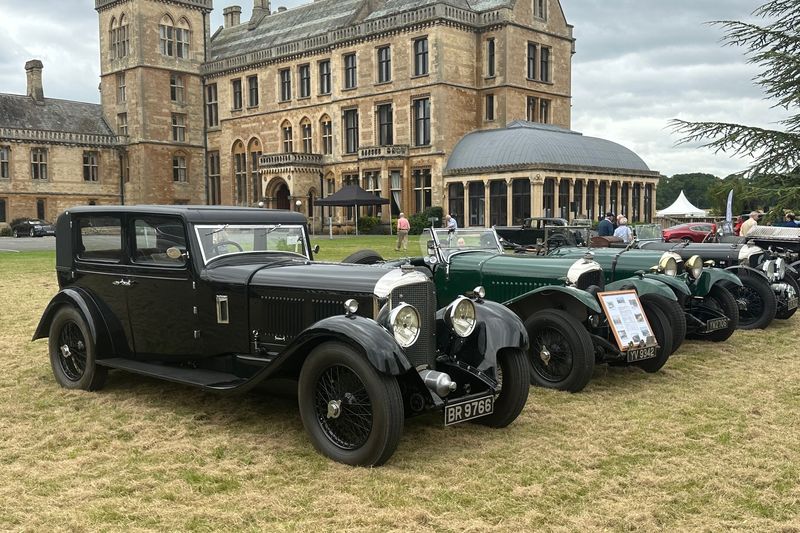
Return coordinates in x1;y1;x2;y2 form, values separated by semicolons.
316;185;390;235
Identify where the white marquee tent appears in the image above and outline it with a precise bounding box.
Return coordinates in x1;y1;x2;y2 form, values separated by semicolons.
656;190;707;218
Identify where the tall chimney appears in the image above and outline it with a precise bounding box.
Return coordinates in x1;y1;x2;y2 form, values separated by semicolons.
252;0;270;19
25;60;44;103
223;6;242;28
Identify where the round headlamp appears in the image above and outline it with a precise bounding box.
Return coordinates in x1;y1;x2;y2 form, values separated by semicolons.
762;260;776;280
657;255;678;277
448;296;477;338
685;255;703;280
343;299;359;315
472;286;486;300
389;304;421;348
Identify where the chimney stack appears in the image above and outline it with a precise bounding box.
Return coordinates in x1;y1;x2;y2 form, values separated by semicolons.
25;60;44;103
252;0;271;18
223;5;242;28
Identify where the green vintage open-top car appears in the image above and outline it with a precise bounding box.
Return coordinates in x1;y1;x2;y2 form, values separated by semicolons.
548;246;742;342
345;228;680;393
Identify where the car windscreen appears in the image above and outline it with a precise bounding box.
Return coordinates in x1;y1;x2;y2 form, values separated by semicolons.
195;224;308;264
635;224;663;241
430;228;502;259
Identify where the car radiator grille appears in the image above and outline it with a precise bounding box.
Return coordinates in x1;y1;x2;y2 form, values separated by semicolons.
391;281;437;368
577;270;605;291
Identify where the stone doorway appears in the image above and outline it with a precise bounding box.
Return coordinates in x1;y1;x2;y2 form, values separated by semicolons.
275;182;290;210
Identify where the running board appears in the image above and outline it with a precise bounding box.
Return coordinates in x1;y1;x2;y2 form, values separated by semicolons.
97;358;248;391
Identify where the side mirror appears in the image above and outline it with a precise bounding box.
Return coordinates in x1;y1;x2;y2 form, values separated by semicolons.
312;244;320;254
166;247;187;260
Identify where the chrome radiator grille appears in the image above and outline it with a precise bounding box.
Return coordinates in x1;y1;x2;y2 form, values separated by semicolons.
576;269;605;291
391;281;437;368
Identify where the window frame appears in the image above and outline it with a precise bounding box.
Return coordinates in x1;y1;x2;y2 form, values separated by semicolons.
206;83;219;127
280;68;292;101
299;64;311;98
207;151;221;205
343;108;359;154
318;59;331;95
377;46;391;83
413;97;431;147
172;154;187;182
413;37;429;77
31;147;48;181
170;73;185;103
343;53;357;90
527;42;537;80
171;113;186;142
485;94;495;121
247;75;259;107
486;38;496;78
0;145;10;180
83;151;100;182
540;46;551;82
117;72;126;103
377;103;393;146
231;78;243;110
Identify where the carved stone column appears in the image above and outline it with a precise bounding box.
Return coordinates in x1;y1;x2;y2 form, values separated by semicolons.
505;178;513;226
483;178;490;227
532;175;543;218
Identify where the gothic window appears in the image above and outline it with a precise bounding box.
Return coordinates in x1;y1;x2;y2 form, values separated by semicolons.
413;97;430;146
301;118;312;153
170;73;185;103
110;15;129;60
172;154;187;182
343;108;359;154
159;15;175;57
171;113;186;142
83;152;99;182
175;18;191;59
233;141;247;205
377;103;393;146
320;115;333;155
31;148;48;180
539;98;550;123
248;139;262;203
413;37;429;76
377;46;391;83
282;121;294;153
527;96;537;122
206;83;219;127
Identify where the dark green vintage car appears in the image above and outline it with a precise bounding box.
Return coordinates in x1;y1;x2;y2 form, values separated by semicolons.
345;228;681;393
548;246;742;342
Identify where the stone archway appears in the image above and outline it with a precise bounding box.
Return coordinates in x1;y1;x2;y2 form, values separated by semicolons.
263;177;291;210
275;182;290;210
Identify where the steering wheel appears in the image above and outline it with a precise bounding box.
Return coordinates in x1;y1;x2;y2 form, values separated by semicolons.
211;240;244;256
546;235;568;249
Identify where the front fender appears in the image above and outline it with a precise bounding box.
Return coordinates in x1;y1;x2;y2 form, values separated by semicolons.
271;315;413;377
641;273;692;297
504;285;602;323
691;268;743;296
606;277;678;300
725;265;770;281
32;287;118;357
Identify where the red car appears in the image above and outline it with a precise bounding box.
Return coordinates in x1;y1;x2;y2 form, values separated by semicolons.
662;222;717;243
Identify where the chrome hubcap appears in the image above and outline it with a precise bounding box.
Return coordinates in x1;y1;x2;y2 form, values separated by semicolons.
539;346;552;365
60;344;72;358
326;399;342;419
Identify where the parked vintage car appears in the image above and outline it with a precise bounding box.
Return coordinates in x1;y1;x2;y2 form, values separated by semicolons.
548;246;741;342
495;217;586;248
33;206;532;467
11;218;55;237
343;228;680;393
662;222;717;243
637;240;793;327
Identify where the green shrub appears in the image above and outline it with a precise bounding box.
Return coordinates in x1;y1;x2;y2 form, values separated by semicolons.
409;206;444;235
357;215;380;234
0;227;10;237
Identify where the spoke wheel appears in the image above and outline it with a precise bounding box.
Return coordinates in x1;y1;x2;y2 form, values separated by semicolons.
728;273;776;329
48;307;107;391
299;342;403;466
688;285;739;342
524;309;594;393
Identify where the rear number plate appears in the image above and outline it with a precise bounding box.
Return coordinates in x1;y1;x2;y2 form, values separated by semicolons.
626;346;657;362
706;317;729;332
444;395;494;426
788;297;798;310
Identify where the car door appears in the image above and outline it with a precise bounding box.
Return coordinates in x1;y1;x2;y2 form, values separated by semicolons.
125;214;199;357
73;213;134;354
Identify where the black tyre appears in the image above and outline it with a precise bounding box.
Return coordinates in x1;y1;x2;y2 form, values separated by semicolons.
29;228;35;237
635;302;674;373
473;348;529;428
298;342;404;466
726;272;776;329
640;293;685;355
341;249;384;265
48;307;108;391
688;285;739;342
524;309;595;393
775;273;799;320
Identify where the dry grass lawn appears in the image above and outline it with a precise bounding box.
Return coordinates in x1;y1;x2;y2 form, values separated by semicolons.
1;243;800;531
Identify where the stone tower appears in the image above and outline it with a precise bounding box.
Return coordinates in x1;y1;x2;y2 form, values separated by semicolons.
95;0;212;205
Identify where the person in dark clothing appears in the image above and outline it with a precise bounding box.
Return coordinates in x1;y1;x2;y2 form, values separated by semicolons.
597;212;615;236
779;213;799;227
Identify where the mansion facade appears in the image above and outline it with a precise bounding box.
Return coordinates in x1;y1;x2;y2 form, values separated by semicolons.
0;0;660;227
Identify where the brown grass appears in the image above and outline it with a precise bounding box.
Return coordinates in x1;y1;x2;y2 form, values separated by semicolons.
2;249;800;531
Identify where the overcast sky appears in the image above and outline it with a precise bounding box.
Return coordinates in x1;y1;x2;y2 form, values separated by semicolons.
0;0;785;178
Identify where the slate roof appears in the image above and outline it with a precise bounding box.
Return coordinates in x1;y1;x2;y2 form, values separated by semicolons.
445;121;654;175
0;92;114;137
209;0;516;62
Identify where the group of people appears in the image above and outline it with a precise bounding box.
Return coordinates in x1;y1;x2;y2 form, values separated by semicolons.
738;211;799;237
597;212;633;243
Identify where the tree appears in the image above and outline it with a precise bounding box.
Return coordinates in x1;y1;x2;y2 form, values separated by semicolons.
670;0;800;218
657;173;719;210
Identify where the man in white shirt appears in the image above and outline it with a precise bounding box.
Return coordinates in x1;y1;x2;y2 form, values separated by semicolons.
613;217;633;243
740;211;760;236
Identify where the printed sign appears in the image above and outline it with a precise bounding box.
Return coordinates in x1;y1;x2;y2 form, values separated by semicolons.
596;290;657;352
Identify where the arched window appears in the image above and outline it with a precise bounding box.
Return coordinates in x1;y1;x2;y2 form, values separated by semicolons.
232;141;247;205
176;17;191;59
307;189;316;217
281;120;293;153
159;15;175;57
300;117;312;154
248;138;262;202
109;17;118;59
118;14;129;58
319;114;332;155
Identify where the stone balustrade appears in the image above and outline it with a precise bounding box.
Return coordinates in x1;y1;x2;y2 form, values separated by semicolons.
358;145;409;160
259;152;323;168
0;127;120;147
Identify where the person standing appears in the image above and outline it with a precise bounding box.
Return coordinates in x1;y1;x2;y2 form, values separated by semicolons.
597;212;615;236
740;211;760;236
396;212;410;251
613;217;633;243
779;213;799;227
445;214;458;232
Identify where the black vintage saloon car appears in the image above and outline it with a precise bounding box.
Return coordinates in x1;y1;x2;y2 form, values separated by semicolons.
33;206;530;466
